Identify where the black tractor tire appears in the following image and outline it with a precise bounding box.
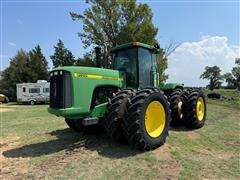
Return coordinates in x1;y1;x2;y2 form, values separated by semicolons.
183;89;207;128
104;89;135;141
169;89;185;126
65;118;83;132
123;89;170;150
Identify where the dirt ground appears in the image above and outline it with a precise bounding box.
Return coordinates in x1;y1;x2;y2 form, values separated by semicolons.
1;136;182;180
153;144;181;180
0;108;13;113
0;137;30;179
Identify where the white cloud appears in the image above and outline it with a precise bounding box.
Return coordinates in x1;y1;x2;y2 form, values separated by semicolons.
167;36;240;87
8;42;16;46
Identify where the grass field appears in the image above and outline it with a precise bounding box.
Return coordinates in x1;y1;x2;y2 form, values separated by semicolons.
1;91;240;179
203;89;240;109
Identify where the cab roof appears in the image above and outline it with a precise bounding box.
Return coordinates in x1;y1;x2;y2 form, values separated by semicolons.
110;42;158;53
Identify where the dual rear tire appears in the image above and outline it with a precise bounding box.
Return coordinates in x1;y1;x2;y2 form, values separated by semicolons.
183;89;206;128
169;88;206;129
169;89;185;126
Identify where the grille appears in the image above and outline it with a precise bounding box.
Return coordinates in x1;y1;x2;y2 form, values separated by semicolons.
49;70;72;108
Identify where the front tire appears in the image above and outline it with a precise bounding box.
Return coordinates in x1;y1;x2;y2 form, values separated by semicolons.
104;89;135;141
123;89;170;150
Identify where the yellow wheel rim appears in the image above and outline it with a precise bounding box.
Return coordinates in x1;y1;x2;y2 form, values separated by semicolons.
178;98;183;119
196;97;205;121
145;101;166;138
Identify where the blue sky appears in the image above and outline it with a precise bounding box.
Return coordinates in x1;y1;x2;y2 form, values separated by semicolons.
1;0;239;86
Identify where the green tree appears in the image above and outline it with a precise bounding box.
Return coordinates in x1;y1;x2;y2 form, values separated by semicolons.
0;46;49;100
70;0;168;84
200;66;223;90
232;58;240;90
235;58;240;66
0;49;31;100
29;45;48;81
223;72;235;88
223;58;240;90
50;39;75;68
75;51;96;67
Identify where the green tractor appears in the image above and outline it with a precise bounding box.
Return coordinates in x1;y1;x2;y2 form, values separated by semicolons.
48;42;206;150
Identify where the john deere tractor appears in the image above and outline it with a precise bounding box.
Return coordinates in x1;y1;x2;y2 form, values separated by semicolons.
48;42;206;150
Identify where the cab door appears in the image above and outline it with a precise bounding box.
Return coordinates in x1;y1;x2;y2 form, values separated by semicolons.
138;48;159;88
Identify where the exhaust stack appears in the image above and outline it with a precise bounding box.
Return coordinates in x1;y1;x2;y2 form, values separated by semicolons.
95;47;101;68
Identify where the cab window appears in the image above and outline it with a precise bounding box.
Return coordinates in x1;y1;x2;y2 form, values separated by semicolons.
112;48;137;87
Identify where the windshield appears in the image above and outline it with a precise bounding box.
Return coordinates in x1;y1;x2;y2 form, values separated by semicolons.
112;48;137;87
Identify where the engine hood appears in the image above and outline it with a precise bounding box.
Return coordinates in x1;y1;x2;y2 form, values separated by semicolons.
51;66;124;80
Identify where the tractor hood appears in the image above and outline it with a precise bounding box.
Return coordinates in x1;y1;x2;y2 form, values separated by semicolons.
48;66;126;119
50;66;125;81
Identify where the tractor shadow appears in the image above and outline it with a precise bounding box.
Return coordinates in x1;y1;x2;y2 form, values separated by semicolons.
3;127;140;159
3;126;193;159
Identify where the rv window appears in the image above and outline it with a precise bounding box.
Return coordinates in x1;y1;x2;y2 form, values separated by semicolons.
23;87;26;92
43;88;49;93
29;88;40;93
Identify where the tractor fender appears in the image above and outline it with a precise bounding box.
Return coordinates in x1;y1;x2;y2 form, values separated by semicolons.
161;83;184;91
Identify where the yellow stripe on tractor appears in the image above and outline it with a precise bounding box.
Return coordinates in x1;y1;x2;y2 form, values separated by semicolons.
73;72;123;81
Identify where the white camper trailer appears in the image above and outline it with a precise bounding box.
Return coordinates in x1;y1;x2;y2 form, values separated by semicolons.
16;80;50;105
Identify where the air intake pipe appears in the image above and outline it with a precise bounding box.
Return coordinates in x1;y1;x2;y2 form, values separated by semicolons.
95;46;101;68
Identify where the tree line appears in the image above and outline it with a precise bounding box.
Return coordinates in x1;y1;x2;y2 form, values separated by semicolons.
0;0;169;100
200;58;240;91
0;40;94;100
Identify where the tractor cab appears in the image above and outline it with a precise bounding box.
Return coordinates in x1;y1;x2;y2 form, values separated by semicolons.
111;42;159;88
